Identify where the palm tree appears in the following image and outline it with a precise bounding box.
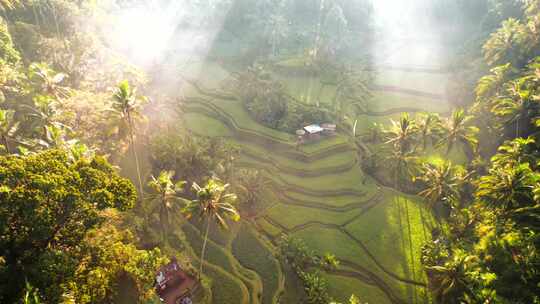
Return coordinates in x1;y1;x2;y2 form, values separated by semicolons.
386;147;419;301
384;113;419;302
475;64;511;103
385;113;418;155
333;68;372;121
491;137;536;167
417;162;463;222
437;109;479;157
0;109;19;154
146;171;186;238
416;112;442;151
111;80;146;197
366;122;383;143
323;2;348;46
22;97;69;143
426;251;477;304
183;179;240;279
491;76;539;138
483;18;524;67
233;168;269;209
476;162;536;212
0;0;21;11
266;14;289;58
28;63;70;99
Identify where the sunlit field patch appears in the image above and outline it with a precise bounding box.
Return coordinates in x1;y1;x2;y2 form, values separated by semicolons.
322;273;391;304
232;225;281;304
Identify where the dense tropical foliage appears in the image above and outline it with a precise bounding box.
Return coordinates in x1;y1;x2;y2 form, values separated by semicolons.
1;0;540;303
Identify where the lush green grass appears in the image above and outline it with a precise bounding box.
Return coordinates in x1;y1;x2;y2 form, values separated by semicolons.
291;224;409;301
184;112;233;137
180;63;445;304
354;113;403;131
232;225;281;304
183;222;261;303
322;273;391;304
235;140;356;171
369;91;450;113
283;190;373;208
298;135;350;154
275;74;336;106
256;217;283;237
182;222;236;273
265;203;363;230
292;226;381;275
280;263;306;303
205;98;294;142
344;190;433;293
180;222;248;304
374;70;449;95
204;264;246;304
271;165;375;193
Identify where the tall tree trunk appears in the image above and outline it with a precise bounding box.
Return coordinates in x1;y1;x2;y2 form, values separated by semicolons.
313;0;325;58
2;135;10;154
127;112;144;198
159;195;168;242
199;218;211;280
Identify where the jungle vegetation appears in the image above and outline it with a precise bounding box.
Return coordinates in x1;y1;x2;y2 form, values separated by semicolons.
0;1;540;304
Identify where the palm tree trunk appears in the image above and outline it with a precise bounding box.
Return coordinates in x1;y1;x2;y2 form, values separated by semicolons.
199;218;211;280
2;136;10;154
159;196;168;242
313;0;325;58
127;113;144;198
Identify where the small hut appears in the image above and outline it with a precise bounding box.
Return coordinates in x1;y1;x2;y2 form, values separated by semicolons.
303;124;324;140
155;257;197;304
321;123;337;135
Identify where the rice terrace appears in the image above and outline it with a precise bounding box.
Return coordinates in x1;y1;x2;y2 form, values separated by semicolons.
0;1;539;304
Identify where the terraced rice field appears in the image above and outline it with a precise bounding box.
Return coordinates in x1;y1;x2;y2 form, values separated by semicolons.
178;54;450;303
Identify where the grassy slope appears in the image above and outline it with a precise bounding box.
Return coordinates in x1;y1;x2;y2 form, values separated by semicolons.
182;222;256;304
323;273;391;304
290;225;409;301
236;149;355;172
271;165;374;192
255;217;283;238
181;62;453;304
204;98;293;142
283;190;374;208
344;190;434;286
265;203;364;229
184;112;233;137
232;224;281;304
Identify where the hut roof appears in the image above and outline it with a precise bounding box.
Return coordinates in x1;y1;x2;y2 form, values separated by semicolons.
304;124;324;134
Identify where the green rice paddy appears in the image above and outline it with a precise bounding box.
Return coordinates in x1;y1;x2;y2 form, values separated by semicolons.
179;59;452;303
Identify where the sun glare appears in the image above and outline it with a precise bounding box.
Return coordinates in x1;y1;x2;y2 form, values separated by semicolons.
110;3;185;64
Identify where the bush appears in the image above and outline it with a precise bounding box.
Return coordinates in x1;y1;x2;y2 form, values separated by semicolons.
149;130;238;183
234;65;333;133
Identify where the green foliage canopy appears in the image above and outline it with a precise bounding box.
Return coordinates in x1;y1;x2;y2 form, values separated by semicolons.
0;149;136;302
